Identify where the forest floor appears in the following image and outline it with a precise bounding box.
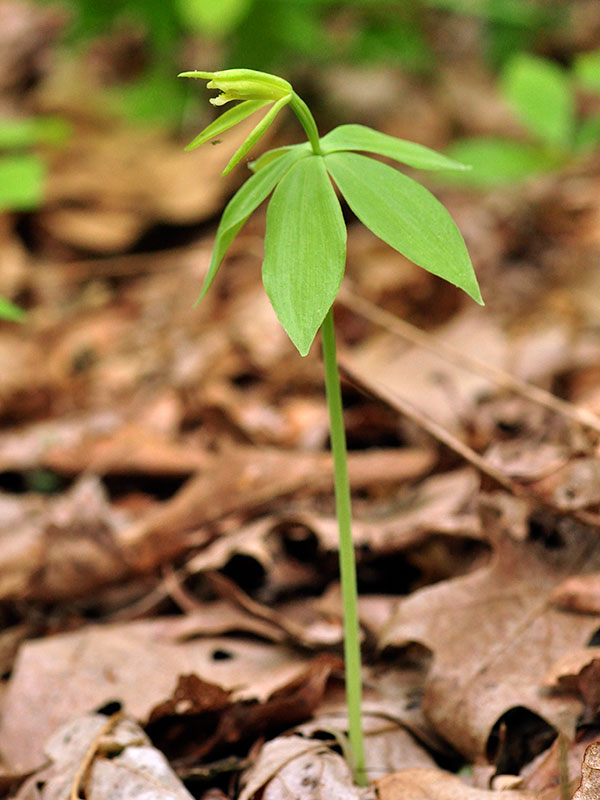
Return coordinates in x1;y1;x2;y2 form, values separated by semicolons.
3;5;600;799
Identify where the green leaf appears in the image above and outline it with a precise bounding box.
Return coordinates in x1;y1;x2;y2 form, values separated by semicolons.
197;147;310;302
0;116;70;150
176;0;253;36
263;155;346;356
320;124;469;171
249;142;311;172
575;114;600;153
426;0;550;27
222;94;291;175
0;154;44;211
574;51;600;94
184;99;270;151
325;152;482;304
443;137;565;187
501;53;574;148
0;296;25;322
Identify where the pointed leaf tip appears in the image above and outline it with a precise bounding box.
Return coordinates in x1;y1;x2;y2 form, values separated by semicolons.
325;152;482;304
196;148;311;302
263;156;346;356
178;71;214;79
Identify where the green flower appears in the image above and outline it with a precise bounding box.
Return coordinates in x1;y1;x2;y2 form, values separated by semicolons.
179;68;293;174
179;68;292;106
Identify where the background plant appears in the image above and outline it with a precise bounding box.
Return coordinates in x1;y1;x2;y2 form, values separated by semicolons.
445;50;600;188
0;115;69;320
180;66;481;784
30;0;570;125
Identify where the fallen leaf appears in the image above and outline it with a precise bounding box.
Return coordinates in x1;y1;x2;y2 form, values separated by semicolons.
147;654;340;762
483;440;569;481
543;648;600;692
572;742;600;800
121;445;434;572
0;618;330;772
348;309;508;433
380;512;600;768
551;573;600;613
520;731;592;800
279;469;481;555
376;768;536;800
533;458;600;510
16;713;194;800
241;742;370;800
0;475;130;603
238;737;328;800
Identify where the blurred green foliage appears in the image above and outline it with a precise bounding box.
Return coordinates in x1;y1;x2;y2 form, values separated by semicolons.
0;115;70;319
33;0;567;124
446;51;600;188
0;115;69;213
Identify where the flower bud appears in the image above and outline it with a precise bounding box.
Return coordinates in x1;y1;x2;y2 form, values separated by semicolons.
178;68;292;106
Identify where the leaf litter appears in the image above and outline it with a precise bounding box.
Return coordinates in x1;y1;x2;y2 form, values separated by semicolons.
5;8;600;800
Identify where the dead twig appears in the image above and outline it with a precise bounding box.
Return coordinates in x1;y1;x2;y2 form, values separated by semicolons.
339;286;600;435
339;354;600;530
69;711;123;800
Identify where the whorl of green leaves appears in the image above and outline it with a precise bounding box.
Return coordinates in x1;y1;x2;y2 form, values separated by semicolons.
181;69;481;355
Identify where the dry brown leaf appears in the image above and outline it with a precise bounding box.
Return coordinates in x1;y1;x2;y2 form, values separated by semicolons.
146;654;339;762
376;768;536;800
543;648;600;691
483;441;569;482
238;738;328;800
533;458;600;510
380;517;600;766
121;445;434;572
348;309;507;432
572;742;600;800
520;731;594;800
0;618;327;772
0;443;433;605
295;710;436;784
0;1;64;98
15;713;194;800
0;475;130;603
551;573;600;614
279;469;481;555
41;115;269;252
301;660;449;762
240;741;371;800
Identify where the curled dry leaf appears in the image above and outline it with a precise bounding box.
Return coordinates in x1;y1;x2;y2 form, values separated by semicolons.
16;714;194;800
0;618;335;773
543;648;600;692
348;309;508;433
376;768;536;800
296;715;436;784
380;515;600;767
551;573;600;614
122;444;433;573
240;739;371;800
0;475;130;603
237;737;327;800
572;742;600;800
146;653;340;763
277;468;481;555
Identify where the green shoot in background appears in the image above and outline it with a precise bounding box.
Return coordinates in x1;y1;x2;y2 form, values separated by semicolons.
0;115;70;321
180;67;481;785
446;50;600;188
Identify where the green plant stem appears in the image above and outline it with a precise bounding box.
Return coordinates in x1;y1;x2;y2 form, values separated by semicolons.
290;92;322;155
321;307;366;787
